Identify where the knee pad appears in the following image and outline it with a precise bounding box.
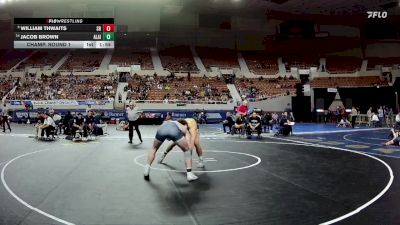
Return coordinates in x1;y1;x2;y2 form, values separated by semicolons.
184;149;192;160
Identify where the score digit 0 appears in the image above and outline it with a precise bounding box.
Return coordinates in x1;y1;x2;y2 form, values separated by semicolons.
102;32;115;41
102;24;114;32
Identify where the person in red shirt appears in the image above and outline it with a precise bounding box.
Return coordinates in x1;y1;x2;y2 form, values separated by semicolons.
237;100;249;117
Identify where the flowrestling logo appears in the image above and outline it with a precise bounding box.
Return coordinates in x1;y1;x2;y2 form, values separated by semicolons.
367;11;388;18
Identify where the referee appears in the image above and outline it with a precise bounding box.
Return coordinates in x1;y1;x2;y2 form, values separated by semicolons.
126;101;143;144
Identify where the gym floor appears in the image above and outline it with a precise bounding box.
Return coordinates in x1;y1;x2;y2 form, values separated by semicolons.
0;124;398;225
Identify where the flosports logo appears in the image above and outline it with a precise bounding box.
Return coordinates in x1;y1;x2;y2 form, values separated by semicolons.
367;11;388;18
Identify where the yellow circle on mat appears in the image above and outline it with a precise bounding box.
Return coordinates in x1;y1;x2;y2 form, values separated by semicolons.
302;139;322;142
324;141;345;145
375;148;395;154
345;145;370;149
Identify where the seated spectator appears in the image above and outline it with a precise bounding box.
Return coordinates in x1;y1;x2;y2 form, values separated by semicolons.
35;112;45;138
85;111;95;136
371;112;380;127
262;112;273;133
39;113;56;139
52;111;62;135
247;111;262;139
71;113;88;140
276;112;292;136
94;111;107;135
222;112;234;134
232;113;246;137
63;111;73;135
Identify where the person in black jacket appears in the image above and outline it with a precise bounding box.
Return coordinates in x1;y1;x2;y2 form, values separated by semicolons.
262;112;273;133
232;113;246;137
278;112;292;136
247;111;262;138
63;111;73;135
222;112;234;134
71;113;88;140
85;111;95;135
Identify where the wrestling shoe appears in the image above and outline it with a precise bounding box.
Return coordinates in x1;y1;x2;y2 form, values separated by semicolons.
197;159;205;168
187;172;198;182
144;164;150;181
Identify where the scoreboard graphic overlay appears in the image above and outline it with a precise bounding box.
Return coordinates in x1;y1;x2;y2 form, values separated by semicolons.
14;18;115;49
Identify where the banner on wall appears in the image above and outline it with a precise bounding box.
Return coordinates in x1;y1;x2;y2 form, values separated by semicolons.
9;100;111;106
77;100;110;106
31;100;79;106
327;88;338;93
12;109;229;123
9;100;30;106
117;67;131;73
132;65;141;71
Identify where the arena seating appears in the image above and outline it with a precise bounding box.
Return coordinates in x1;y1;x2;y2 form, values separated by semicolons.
17;51;66;69
235;77;299;100
325;56;362;73
0;76;14;99
263;37;362;56
0;50;32;71
8;75;117;100
126;75;231;102
196;47;239;71
125;74;153;101
367;57;400;69
242;51;279;75
60;50;105;71
159;46;198;72
310;76;388;88
110;48;154;69
282;55;319;69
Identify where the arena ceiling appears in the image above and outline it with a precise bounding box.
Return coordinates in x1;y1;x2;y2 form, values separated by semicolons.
182;0;400;16
0;0;399;17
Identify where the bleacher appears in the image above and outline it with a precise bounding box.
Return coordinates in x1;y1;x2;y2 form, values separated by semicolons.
159;46;198;72
60;50;105;71
310;76;388;88
126;75;231;102
17;50;66;69
283;55;319;69
8;76;117;100
235;77;299;100
0;50;32;71
325;56;362;73
0;76;14;99
242;51;279;75
1;46;399;105
110;48;153;69
196;47;239;71
367;57;400;69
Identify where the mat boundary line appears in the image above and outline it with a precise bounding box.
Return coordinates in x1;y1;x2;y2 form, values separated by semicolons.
265;136;394;225
1;149;76;225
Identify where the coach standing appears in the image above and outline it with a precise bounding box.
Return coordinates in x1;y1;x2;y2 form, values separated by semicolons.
1;102;11;133
127;101;143;144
